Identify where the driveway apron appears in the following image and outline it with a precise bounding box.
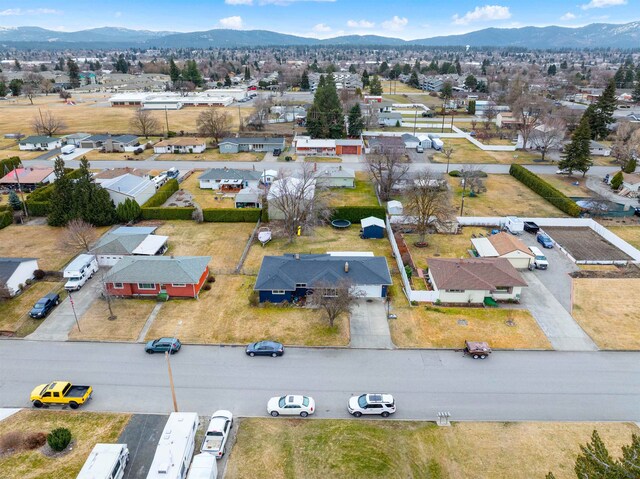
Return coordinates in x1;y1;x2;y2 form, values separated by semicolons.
349;299;394;349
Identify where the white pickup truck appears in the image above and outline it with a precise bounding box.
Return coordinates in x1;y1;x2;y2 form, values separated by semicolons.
200;410;233;459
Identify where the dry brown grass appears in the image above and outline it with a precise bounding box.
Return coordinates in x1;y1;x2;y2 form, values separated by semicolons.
242;226;394;275
156;151;263;162
327;172;378;207
69;298;156;342
145;274;348;346
572;278;640;349
144;220;255;273
1;148;44;160
539;174;592;197
389;304;551;349
177;172;237;209
0;410;130;479
82;148;156;161
607;226;640;250
0;281;63;333
0;224;108;271
402;228;490;269
448;175;567;218
381;81;424;95
225;418;639;479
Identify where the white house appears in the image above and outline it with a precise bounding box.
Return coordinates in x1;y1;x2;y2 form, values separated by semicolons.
471;232;534;269
153;138;207;154
90;226;168;267
101;173;156;207
428;257;527;304
315;166;356;188
379;112;403;127
622;173;640;193
198;168;262;191
590;140;611;157
0;258;39;296
18;136;62;151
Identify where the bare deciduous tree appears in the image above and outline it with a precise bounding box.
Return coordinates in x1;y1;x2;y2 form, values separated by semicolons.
461;165;486;195
32;110;67;136
530;117;567;161
513;98;546;151
99;271;117;321
366;146;409;201
405;170;453;244
40;77;54;96
59;218;98;252
22;72;43;105
197;108;231;145
307;279;363;327
247;96;272;131
612;122;640;169
129;108;159;138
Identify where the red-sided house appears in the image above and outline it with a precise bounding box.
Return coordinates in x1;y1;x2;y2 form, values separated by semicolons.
104;256;211;299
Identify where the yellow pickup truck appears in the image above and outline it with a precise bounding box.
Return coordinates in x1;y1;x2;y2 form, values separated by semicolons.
30;381;93;409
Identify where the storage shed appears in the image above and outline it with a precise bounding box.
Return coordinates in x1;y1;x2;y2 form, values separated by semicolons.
387;200;403;216
360;216;386;239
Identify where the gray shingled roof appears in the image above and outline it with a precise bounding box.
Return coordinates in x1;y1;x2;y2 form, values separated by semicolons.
0;258;37;283
199;168;262;182
104;256;210;284
19;136;58;145
219;137;285;146
91;232;149;255
254;254;392;291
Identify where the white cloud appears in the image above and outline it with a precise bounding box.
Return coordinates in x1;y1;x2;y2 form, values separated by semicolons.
381;16;408;31
218;16;244;29
313;23;332;32
452;5;511;25
0;8;61;16
225;0;254;4
581;0;626;9
347;19;375;28
114;11;122;18
561;12;577;20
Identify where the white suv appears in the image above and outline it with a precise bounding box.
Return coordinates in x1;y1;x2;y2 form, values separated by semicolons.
348;393;396;417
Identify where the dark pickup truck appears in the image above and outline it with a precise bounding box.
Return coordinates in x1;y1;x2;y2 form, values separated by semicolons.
524;221;540;234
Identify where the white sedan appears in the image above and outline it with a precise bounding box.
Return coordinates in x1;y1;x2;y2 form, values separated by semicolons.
267;395;315;417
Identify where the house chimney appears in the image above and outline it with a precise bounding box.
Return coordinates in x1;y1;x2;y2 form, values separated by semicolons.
344;261;349;273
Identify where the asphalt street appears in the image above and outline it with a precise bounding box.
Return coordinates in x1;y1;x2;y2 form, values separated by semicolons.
1;340;638;422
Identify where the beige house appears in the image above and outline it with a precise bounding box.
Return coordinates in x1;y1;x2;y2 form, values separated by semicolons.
427;257;527;304
621;173;640;193
471;232;534;269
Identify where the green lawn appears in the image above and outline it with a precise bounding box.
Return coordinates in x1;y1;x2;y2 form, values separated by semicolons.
328;173;378;207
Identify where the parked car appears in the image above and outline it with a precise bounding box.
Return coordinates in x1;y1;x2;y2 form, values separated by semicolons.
165;167;179;179
416;145;424;153
537;233;554;248
529;246;549;270
272;148;282;156
348;393;396;418
523;221;540;234
267;395;315;417
29;293;61;319
556;169;571;175
634;206;640;217
145;337;181;354
246;340;284;357
201;410;233;458
30;381;92;409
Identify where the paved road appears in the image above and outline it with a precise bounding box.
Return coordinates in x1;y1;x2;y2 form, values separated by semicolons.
1;340;638;422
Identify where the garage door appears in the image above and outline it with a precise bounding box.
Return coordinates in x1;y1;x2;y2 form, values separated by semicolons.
353;285;382;298
341;145;358;154
98;255;123;267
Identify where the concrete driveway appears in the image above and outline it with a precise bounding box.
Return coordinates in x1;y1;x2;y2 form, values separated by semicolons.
26;274;102;341
349;299;393;349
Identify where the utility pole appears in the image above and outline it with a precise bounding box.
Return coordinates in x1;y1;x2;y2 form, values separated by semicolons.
11;165;29;218
413;108;418;136
68;292;81;332
441;102;446;133
164;106;169;136
460;175;467;216
166;351;178;412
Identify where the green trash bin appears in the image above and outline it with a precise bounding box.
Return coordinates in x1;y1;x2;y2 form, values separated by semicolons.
157;291;169;302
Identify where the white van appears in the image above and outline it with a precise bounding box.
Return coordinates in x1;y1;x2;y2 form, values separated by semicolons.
528;246;549;270
187;454;218;479
61;144;76;155
64;254;99;291
77;443;129;479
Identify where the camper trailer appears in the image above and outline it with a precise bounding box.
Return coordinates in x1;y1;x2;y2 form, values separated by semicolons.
186;454;218;479
146;412;199;479
77;443;129;479
64;254;98;291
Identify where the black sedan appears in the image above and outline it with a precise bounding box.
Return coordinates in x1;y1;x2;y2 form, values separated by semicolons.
246;341;284;357
29;293;61;319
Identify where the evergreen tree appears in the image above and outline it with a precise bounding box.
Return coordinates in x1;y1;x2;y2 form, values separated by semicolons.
48;157;73;226
362;69;369;88
169;58;181;83
347;103;364;137
67;59;80;88
0;81;7;97
547;64;557;76
559;114;592;177
300;70;310;91
623;156;637;174
8;79;22;96
632;71;640;103
455;59;461;76
73;158;116;226
614;66;626;88
464;74;478;90
183;60;203;87
224;74;232;87
440;82;453;100
467;99;476;115
408;71;420;89
115;54;129;74
116;198;142;223
306;74;345;139
348;64;357;74
8;190;22;211
610;171;624;190
378;62;389;75
591;79;616;140
369;75;383;95
574;430;618;478
244;66;251;81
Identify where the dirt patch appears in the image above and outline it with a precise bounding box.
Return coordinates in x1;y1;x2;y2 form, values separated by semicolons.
544;227;633;262
162;189;196;208
40;439;76;458
570;263;640;279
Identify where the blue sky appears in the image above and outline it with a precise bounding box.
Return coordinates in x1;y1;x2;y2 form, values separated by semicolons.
0;0;636;39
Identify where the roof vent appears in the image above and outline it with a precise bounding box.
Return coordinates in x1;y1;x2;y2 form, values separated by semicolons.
344;261;349;273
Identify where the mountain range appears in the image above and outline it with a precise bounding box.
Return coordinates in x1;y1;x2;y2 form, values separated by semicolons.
0;22;639;49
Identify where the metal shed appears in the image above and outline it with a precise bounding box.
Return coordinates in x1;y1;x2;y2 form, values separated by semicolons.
360;216;386;239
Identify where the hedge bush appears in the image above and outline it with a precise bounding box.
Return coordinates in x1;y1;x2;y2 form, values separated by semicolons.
0;211;12;229
331;206;386;223
509;164;581;217
47;428;71;452
0;204;11;213
140;206;195;220
0;156;21;173
142;179;179;208
202;208;261;222
24;200;50;217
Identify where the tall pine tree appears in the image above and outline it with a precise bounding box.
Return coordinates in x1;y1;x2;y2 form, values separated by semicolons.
632;71;640;103
169;58;181;83
369;75;383;95
300;70;310;91
591;79;616;140
559;113;592;177
347;104;364;137
306;74;345;139
48;157;73;226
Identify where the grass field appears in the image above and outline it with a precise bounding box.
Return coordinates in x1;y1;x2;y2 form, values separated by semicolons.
243;226;394;275
607;226;640;249
381;81;424;95
145;274;348;346
448;175;566;218
0;281;64;333
82;147;156;161
430;138;542;165
539;174;593;197
0;410;130;479
69;298;157;342
389;304;550;349
572;278;640;350
402;228;490;269
0;224;108;271
304;156;342;162
328;172;378;207
178;172;237;209
225;418;639;479
147;221;256;273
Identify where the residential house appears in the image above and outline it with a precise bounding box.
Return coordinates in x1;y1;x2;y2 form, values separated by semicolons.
218;137;285;154
93;167;150;185
18;136;62;151
401;133;420;149
427;257;527;304
379;112;403;127
589;140;611;157
261;169;278;185
360;217;385;239
471;232;534;269
367;136;405;154
80;134;140;152
104;256;211;299
0;167;55;191
496;112;522;129
294;137;336;156
315;166;355;188
153;138;207;154
335;139;363;155
235;187;263;209
0;258;39;296
254;253;392;303
64;133;92;147
101;173;156;207
198;168;262;191
90;227;168;266
266;177;316;220
621;173;640;193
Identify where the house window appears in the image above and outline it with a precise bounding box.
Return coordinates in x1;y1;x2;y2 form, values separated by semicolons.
323;288;338;297
113;283;124;289
172;283;186;287
138;283;156;290
446;289;465;293
271;290;286;295
295;283;307;288
493;287;512;294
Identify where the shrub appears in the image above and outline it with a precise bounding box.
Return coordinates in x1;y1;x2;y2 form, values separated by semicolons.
509;164;581;217
24;200;50;217
116;198;142;222
23;432;47;450
610;171;624;190
202;208;261;222
202;283;212;291
167;130;177;138
624;157;637;174
33;269;46;280
0;157;21;174
47;428;71;452
248;290;259;307
0;431;24;453
331;206;385;223
140;207;195;220
448;170;461;177
142;179;179;208
285;156;292;162
0;210;12;229
207;276;215;283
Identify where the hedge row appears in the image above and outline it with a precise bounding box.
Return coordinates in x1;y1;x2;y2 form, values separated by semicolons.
142;179;179;208
27;168;85;203
0;204;10;213
509;164;581;217
331;206;386;223
140;207;195;220
203;208;261;222
25;201;49;217
0;210;12;229
0;156;21;174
